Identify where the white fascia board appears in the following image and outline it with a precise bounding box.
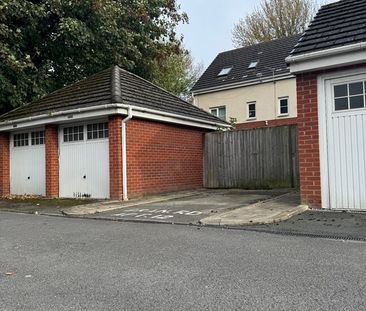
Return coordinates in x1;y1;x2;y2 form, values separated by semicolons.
128;109;221;130
0;104;229;132
287;42;366;73
191;74;294;96
0;107;120;131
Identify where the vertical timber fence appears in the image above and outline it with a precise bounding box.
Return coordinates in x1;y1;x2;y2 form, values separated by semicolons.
204;125;299;189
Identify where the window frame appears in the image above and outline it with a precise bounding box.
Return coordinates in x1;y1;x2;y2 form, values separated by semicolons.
247;101;256;120
209;106;226;121
63;125;85;143
31;130;45;146
13;132;29;148
333;80;366;112
278;96;289;117
86;122;109;140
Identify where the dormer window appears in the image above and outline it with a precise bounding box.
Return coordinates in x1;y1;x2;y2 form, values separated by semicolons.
218;67;232;77
248;61;258;69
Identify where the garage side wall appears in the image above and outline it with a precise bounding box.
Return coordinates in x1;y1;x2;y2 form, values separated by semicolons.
296;72;322;208
0;132;10;196
126;119;206;198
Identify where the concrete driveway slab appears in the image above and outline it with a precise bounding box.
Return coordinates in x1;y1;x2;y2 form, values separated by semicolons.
86;189;285;224
200;192;307;226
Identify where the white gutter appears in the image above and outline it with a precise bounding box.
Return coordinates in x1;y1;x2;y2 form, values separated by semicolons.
191;73;293;96
286;41;366;64
0;103;230;131
122;106;133;201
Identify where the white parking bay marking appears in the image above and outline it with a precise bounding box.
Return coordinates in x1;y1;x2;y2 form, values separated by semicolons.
112;208;203;219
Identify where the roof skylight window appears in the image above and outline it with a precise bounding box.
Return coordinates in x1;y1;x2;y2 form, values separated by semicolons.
218;67;232;76
248;61;258;69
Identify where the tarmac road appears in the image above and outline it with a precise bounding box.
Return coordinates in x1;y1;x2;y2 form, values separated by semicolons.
1;212;366;311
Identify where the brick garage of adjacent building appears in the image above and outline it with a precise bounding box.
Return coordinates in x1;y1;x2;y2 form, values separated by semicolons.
0;66;228;200
126;119;205;197
287;0;366;210
295;72;321;208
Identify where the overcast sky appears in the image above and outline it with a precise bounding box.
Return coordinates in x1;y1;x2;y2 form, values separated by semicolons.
177;0;337;69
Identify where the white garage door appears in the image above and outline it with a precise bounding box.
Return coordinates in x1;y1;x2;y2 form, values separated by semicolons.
10;130;45;195
59;121;109;199
324;74;366;210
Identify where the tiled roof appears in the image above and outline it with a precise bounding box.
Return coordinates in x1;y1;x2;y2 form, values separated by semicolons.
0;66;227;125
290;0;366;56
191;35;301;92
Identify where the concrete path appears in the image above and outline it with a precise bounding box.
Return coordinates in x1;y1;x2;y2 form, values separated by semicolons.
200;192;308;226
85;189;282;225
61;190;205;216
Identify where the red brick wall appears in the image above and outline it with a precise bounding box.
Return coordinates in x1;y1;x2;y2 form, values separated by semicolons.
126;119;205;198
296;73;321;208
0;132;10;196
109;115;123;199
235;117;297;130
296;65;366;208
45;125;59;198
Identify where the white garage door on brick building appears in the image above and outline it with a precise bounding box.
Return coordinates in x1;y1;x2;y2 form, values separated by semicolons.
10;130;45;196
59;121;109;199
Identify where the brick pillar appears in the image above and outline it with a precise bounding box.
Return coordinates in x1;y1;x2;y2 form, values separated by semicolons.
296;73;322;208
45;125;59;198
0;132;10;196
109;115;123;200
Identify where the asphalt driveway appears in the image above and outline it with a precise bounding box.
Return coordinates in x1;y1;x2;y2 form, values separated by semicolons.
88;189;287;224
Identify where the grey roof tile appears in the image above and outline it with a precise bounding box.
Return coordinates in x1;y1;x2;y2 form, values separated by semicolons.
290;0;366;56
191;35;301;92
0;66;227;126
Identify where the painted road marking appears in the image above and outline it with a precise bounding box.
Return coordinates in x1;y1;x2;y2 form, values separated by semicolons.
113;208;203;219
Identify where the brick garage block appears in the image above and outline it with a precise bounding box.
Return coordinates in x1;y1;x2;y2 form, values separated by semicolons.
126;119;205;198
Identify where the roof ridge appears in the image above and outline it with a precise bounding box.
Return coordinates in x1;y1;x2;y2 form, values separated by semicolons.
218;34;302;55
117;66;228;124
111;65;123;103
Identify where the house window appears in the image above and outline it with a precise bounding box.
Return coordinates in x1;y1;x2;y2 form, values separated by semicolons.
87;122;108;140
63;126;84;142
14;133;29;147
278;97;289;116
217;67;232;77
334;81;365;111
209;106;226;120
247;102;256;119
31;131;44;145
248;61;258;69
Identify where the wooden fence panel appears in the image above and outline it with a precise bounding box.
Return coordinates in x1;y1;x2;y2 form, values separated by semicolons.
204;125;299;189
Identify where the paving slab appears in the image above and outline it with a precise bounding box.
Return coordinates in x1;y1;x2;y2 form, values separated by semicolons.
200;192;307;226
86;189;285;224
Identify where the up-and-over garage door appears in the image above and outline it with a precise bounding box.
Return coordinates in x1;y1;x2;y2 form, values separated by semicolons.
324;73;366;210
10;130;46;196
59;121;109;199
